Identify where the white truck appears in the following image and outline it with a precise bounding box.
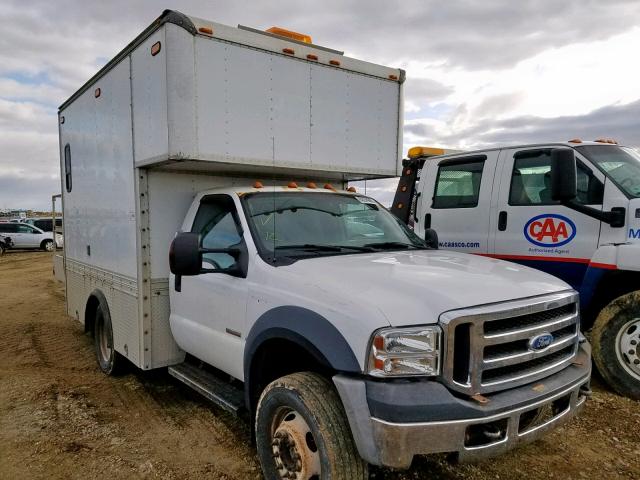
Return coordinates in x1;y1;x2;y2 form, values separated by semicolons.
58;11;591;478
394;141;640;399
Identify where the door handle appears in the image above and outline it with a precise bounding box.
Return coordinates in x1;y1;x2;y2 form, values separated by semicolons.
424;213;431;229
498;211;508;231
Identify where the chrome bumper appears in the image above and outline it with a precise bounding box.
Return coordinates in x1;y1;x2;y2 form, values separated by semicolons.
370;376;588;468
333;342;591;470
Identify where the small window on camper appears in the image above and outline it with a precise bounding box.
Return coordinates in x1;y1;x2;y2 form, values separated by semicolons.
64;144;72;193
432;159;484;209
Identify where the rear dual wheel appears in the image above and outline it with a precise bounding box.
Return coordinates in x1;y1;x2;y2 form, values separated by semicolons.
94;301;125;375
592;291;640;400
255;372;367;480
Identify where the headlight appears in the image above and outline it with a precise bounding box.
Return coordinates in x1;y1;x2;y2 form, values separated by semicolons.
367;326;441;377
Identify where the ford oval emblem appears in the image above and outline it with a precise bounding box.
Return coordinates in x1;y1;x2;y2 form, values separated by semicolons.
523;213;577;247
529;332;554;351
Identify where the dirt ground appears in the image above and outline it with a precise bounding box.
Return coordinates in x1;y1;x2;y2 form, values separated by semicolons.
0;251;638;480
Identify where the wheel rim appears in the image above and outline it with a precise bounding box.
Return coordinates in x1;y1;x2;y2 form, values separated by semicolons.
615;317;640;381
96;313;112;365
270;407;321;480
45;241;54;252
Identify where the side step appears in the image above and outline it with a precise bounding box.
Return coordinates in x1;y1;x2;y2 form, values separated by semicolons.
168;362;245;415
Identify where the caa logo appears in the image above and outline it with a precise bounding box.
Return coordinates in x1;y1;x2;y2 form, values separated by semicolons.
524;214;576;247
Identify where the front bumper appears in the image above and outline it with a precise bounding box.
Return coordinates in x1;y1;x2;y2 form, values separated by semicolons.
333;341;591;469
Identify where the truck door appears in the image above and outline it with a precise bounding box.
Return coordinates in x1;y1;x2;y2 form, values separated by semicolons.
492;147;605;289
417;152;498;253
169;194;248;380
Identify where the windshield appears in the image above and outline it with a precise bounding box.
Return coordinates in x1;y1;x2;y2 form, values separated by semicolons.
576;145;640;198
241;192;427;261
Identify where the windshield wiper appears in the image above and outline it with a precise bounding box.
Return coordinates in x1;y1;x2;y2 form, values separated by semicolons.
363;241;427;250
275;244;374;252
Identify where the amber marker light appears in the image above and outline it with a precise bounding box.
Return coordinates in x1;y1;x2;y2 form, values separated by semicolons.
151;41;161;56
266;26;312;44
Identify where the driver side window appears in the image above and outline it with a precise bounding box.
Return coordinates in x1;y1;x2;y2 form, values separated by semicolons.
191;195;242;270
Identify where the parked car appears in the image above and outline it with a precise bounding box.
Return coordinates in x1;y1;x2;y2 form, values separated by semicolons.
0;222;62;251
24;217;63;233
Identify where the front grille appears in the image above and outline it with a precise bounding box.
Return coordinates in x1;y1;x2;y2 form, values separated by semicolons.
440;291;580;395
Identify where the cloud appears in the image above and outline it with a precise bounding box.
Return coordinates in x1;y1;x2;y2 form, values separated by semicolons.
405;98;640;150
0;174;60;211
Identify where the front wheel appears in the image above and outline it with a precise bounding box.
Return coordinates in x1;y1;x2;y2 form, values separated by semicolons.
42;239;55;252
255;372;368;480
591;291;640;400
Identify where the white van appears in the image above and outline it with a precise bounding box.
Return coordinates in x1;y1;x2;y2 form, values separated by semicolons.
0;222;62;251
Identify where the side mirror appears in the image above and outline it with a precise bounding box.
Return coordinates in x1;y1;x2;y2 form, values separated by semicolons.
550;148;577;202
424;228;439;249
169;232;201;276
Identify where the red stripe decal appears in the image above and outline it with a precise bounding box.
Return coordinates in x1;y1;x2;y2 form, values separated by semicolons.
587;262;617;270
478;253;617;270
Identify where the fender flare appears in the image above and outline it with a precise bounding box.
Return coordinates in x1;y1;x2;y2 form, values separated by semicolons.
243;306;362;409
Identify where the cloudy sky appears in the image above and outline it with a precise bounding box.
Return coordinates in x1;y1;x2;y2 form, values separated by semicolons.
2;0;640;210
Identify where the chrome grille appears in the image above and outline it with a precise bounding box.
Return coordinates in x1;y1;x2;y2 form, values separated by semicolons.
440;291;580;395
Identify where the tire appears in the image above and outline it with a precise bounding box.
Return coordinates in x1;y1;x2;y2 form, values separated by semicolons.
94;301;125;375
255;372;368;480
0;244;5;256
591;291;640;400
42;239;55;252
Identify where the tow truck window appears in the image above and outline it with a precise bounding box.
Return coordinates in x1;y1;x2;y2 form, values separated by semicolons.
432;160;484;209
509;150;603;206
576;145;640;199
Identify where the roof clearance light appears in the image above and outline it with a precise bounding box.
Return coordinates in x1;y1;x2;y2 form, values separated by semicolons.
94;88;101;98
595;138;618;144
287;181;298;188
306;54;319;61
329;59;341;66
347;186;357;193
198;26;214;35
253;181;264;189
389;74;398;81
324;183;336;191
282;48;295;55
306;182;317;189
266;27;312;44
407;146;446;159
568;138;582;143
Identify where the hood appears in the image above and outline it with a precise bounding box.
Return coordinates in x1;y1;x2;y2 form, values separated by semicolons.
281;250;572;327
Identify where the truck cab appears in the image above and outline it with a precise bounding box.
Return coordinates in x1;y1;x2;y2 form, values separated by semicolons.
408;140;640;399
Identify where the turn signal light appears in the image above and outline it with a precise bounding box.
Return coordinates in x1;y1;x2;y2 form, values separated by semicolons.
407;146;445;159
266;26;312;44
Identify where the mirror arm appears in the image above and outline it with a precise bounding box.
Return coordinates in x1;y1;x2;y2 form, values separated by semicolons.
562;200;626;228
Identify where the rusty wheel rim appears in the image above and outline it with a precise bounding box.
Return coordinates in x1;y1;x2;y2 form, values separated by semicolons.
270;407;321;480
